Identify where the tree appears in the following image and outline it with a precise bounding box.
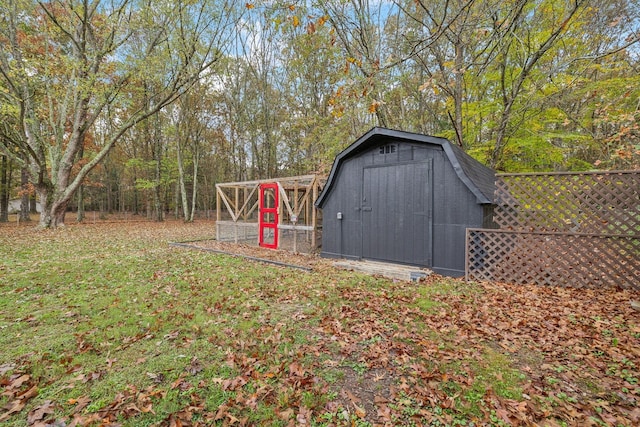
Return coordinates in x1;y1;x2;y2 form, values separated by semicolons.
0;0;240;228
170;85;211;222
0;154;10;222
320;0;400;128
484;0;587;168
392;0;638;170
392;0;495;146
475;0;639;170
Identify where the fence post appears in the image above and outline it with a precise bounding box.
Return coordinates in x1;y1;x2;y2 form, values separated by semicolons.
465;228;469;282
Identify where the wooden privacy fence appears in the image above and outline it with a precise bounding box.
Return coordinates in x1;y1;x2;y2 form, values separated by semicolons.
466;171;640;289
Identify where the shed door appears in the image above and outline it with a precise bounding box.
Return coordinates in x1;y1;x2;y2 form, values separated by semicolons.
362;161;432;266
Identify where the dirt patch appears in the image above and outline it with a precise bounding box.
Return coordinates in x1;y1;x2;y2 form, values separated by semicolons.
331;366;395;423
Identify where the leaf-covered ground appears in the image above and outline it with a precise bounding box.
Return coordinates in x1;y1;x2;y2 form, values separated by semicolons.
1;221;639;426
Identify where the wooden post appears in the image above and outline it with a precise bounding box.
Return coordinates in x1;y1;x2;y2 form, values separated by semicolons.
465;228;470;282
312;177;318;248
243;187;248;241
293;181;299;253
242;187;248;220
305;183;311;242
234;187;239;218
294;181;299;217
234;186;239;243
216;185;221;240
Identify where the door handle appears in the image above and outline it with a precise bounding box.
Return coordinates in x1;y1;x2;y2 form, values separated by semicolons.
362;207;372;212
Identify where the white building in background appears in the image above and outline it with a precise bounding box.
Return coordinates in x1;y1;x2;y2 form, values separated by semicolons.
8;199;42;214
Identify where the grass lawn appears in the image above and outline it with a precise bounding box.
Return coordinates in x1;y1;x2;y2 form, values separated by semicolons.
1;220;639;426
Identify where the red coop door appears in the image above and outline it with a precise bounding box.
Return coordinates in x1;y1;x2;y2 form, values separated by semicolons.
259;183;279;249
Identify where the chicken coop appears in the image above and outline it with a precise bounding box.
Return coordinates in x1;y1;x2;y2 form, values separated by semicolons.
215;175;324;254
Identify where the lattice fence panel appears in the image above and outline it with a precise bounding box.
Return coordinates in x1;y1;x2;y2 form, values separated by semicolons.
467;229;640;289
494;171;640;235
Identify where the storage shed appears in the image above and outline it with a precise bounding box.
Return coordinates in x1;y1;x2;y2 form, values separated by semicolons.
315;127;496;277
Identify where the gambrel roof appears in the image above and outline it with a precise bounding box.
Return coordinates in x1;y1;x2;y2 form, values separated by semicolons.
315;127;495;207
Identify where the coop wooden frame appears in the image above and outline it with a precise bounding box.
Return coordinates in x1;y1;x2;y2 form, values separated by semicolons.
215;175;324;252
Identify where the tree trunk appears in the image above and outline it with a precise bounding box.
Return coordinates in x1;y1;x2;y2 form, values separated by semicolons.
203;174;210;219
132;168;139;215
453;40;464;149
35;180;68;228
106;169;113;214
76;140;85;222
176;138;190;221
146;197;152;220
153;138;163;222
153;170;163;222
99;188;106;220
0;155;9;222
490;103;514;169
119;181;125;214
77;185;85;222
190;148;199;222
36;185;53;227
54;203;67;226
19;166;31;222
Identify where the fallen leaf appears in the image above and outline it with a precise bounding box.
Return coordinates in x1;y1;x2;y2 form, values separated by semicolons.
171;377;184;389
146;372;165;383
168;414;183;427
70;396;91;413
277;408;294;420
27;400;55;424
17;385;39;401
0;363;15;375
11;374;31;389
288;361;305;377
164;331;179;340
354;404;366;418
187;357;202;375
374;395;389;404
0;400;26;422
